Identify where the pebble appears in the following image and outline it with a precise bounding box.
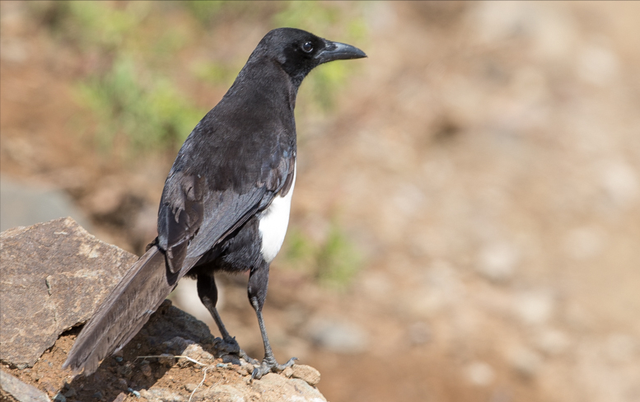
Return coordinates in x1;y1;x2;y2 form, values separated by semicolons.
180;343;214;365
306;317;369;354
533;328;569;356
63;388;76;398
291;365;321;386
513;290;555;325
117;378;128;390
158;354;176;367
509;347;542;378
140;362;152;377
476;242;519;283
408;321;431;345
465;361;495;386
53;393;66;402
282;367;294;378
163;336;194;354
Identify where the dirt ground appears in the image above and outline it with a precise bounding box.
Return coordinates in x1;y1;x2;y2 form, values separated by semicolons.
2;2;640;402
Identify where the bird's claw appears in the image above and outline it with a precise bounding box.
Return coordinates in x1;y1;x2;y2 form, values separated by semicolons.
251;356;297;380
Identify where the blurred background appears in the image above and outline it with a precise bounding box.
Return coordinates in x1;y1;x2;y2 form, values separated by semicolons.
2;1;640;401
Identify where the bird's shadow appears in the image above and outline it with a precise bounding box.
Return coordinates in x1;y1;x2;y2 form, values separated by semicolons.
65;300;222;402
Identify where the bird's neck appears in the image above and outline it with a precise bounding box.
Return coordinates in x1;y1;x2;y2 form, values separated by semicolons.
230;58;299;113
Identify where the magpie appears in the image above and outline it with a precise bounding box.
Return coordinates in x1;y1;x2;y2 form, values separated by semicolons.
63;28;366;379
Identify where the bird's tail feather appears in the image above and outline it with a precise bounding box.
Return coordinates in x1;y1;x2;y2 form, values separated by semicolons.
62;245;176;375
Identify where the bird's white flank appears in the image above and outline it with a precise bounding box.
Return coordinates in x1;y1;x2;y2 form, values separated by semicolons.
259;164;296;263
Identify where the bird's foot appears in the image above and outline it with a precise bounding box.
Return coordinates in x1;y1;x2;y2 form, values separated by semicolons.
215;336;262;366
251;356;297;380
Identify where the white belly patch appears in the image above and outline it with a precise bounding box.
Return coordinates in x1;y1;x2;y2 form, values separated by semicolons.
258;165;296;263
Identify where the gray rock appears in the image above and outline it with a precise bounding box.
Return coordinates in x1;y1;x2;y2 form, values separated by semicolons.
0;369;50;402
0;217;137;367
0;175;91;232
306;317;369;354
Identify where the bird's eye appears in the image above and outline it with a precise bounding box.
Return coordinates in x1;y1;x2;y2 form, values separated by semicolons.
301;41;314;53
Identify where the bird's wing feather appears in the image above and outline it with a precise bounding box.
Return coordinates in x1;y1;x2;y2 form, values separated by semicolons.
63;245;170;374
157;137;296;273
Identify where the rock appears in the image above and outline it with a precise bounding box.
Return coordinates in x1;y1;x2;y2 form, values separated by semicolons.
0;369;50;402
476;241;519;283
508;347;542;378
291;364;321;386
513;289;555;326
408;321;432;345
306;317;369;354
138;388;183;402
0;217;329;402
250;373;327;402
0;217;137;367
0;175;91;232
464;361;495;386
181;343;215;365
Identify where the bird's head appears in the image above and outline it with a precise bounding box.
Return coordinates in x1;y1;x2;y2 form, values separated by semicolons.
255;28;367;88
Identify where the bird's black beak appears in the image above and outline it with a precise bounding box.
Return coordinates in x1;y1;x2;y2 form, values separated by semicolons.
316;40;367;64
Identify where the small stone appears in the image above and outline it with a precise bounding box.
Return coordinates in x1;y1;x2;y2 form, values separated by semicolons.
117;378;128;390
513;290;555;325
182;343;214;364
243;363;255;376
63;388;76;398
163;336;193;354
184;383;198;392
93;390;104;400
282;367;294;378
509;347;542;378
140;363;152;377
408;321;431;345
291;365;321;386
534;328;569;356
476;242;519;283
53;393;67;402
117;363;133;377
128;388;141;398
157;354;176;367
464;361;495;386
306;317;369;354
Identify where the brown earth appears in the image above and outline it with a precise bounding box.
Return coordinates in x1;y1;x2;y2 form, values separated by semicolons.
2;2;640;402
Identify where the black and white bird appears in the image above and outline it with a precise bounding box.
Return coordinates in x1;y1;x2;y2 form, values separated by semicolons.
63;28;366;379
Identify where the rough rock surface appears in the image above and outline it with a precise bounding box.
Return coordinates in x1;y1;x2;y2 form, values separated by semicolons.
0;217;136;367
0;369;50;402
0;219;327;402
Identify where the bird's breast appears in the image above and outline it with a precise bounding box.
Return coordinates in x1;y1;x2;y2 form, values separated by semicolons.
258;165;296;263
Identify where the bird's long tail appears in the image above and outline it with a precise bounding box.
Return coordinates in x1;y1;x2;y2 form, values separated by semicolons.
62;245;177;375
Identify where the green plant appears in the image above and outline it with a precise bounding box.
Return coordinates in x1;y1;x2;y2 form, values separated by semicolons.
281;222;363;291
76;56;205;155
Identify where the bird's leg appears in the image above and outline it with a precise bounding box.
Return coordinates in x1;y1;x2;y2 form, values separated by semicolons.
247;262;297;380
197;273;257;363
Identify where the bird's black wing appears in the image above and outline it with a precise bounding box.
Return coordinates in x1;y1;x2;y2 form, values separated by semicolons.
157;127;296;275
